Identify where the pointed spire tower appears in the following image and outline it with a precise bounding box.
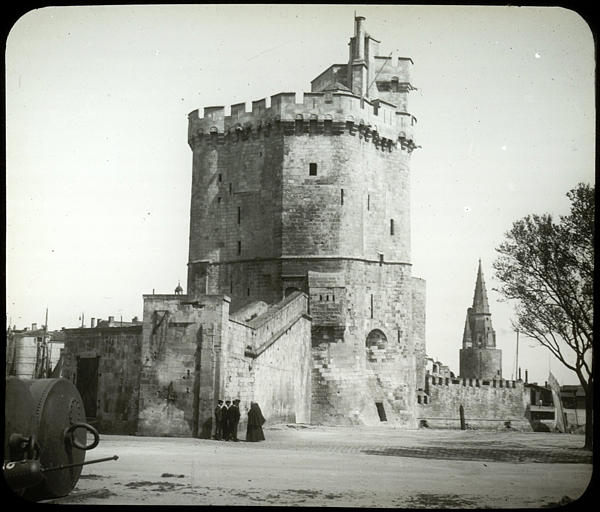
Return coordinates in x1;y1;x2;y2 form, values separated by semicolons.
459;260;502;380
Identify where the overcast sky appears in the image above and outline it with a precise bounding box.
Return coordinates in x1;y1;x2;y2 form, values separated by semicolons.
6;4;594;386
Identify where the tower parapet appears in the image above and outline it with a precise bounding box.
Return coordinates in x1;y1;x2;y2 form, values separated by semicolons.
188;91;417;152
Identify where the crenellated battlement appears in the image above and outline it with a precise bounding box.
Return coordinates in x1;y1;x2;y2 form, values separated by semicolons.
188;91;417;152
425;374;523;390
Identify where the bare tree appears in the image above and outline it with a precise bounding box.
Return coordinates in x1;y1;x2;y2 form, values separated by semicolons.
494;183;593;449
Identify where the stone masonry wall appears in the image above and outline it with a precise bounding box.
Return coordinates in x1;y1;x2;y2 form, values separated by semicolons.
417;375;531;430
137;292;311;438
137;294;229;437
304;260;417;427
412;277;427;388
459;347;502;380
223;292;312;430
62;326;142;435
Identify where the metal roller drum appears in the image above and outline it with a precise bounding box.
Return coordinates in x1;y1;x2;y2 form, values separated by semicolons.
21;378;97;500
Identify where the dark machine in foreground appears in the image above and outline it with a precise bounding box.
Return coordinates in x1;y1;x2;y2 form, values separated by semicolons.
3;377;117;501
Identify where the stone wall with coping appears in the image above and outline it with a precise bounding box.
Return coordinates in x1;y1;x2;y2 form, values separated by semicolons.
417;375;531;430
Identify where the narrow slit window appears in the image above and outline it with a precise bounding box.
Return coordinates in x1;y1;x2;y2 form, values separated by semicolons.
370;294;374;319
390;219;394;235
237;241;241;255
247;288;250;296
230;280;233;293
218;173;222;182
229;183;233;195
309;163;318;176
341;189;344;205
367;194;370;211
237;206;241;224
379;253;384;266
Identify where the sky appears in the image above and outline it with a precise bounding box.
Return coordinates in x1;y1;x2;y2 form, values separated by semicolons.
5;4;595;386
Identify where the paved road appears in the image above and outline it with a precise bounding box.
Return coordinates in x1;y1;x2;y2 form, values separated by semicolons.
35;425;592;507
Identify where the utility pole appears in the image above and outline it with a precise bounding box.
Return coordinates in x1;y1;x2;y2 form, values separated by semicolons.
515;329;520;382
43;308;49;377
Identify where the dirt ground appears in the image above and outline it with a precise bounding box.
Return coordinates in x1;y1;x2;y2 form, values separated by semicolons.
34;424;592;507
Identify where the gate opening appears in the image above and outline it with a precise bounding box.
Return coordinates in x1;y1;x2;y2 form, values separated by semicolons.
375;402;387;422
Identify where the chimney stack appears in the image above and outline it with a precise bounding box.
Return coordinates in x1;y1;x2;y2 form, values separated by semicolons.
518;367;522;380
525;369;528;383
108;316;114;323
354;16;366;61
91;318;96;328
32;323;37;331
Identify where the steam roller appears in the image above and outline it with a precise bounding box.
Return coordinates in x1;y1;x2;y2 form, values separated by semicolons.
3;377;117;501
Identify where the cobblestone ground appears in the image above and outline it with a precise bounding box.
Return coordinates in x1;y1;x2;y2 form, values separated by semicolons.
33;425;593;507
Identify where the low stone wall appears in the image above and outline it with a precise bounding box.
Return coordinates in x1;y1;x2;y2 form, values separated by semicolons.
417;375;531;430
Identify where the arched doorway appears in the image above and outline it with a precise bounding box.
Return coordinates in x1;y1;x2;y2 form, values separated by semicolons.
366;329;387;348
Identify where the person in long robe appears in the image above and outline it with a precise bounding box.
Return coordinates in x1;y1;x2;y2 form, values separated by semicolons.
246;402;266;442
228;399;241;441
214;400;224;440
222;400;231;441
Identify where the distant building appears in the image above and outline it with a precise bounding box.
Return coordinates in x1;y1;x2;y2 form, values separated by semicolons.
459;260;502;380
560;384;586;431
6;323;64;378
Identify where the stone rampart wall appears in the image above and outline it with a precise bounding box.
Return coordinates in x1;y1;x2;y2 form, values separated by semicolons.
417;375;531;430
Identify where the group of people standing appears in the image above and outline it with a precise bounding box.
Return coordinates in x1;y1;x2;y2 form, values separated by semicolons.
214;399;266;442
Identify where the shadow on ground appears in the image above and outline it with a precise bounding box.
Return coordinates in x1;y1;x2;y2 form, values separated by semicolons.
361;446;592;464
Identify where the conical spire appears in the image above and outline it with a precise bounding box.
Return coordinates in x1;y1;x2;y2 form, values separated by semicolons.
472;259;490;314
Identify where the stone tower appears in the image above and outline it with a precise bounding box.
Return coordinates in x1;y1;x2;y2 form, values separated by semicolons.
459;260;502;380
186;17;425;427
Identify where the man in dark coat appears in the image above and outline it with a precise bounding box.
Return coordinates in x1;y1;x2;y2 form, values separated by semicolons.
246;402;266;442
222;400;231;440
214;400;224;440
227;399;241;441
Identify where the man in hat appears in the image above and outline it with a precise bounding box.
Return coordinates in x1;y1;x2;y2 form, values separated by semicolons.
222;400;231;441
227;399;241;442
214;400;224;440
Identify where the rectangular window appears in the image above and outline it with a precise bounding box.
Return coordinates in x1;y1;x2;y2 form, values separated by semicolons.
218;174;222;182
390;219;394;235
217;197;222;204
309;163;317;176
379;253;384;266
